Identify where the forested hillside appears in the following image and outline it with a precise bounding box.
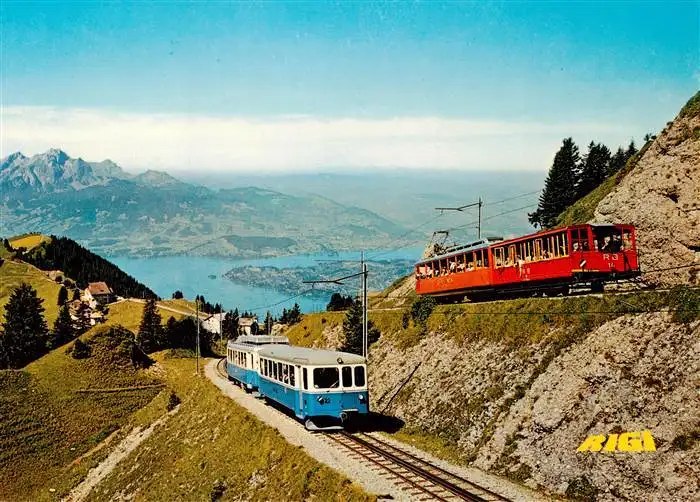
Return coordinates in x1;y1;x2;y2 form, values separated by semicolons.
20;236;157;298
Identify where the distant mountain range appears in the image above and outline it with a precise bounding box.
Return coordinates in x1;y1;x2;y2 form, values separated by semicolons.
1;149;408;258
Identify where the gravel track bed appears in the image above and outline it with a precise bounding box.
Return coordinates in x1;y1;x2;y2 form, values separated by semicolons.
364;432;549;502
206;359;548;502
205;360;409;501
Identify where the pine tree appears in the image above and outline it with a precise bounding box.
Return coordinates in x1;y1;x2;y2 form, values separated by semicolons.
0;283;49;368
607;147;627;176
528;138;580;229
341;301;380;356
50;304;75;348
137;298;163;353
57;285;68;305
264;311;274;335
625;139;638;161
578;142;612;198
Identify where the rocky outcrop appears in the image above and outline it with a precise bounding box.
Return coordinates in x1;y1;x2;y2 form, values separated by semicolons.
369;313;700;501
593;93;700;287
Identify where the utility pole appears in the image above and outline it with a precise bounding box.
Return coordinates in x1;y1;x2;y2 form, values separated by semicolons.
195;298;200;376
436;197;483;239
361;251;368;359
303;259;369;359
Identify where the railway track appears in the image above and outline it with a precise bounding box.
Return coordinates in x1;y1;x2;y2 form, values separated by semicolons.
216;359;510;501
324;432;511;502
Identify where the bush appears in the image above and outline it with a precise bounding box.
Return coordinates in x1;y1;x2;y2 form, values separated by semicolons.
166;391;181;411
410;296;437;326
71;338;91;359
668;285;700;324
565;476;598;501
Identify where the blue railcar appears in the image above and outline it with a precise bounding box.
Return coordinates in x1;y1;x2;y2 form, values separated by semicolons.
257;345;369;430
226;335;288;391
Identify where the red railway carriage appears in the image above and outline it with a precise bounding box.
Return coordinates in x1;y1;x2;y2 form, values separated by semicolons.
415;224;640;299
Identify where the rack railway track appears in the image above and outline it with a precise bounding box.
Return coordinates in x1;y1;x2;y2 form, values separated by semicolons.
325;432;511;501
216;358;510;501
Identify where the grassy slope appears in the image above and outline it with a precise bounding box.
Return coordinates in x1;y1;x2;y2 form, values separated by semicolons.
0;326;162;501
8;233;50;250
105;300;188;333
90;357;371;501
285;311;345;347
0;259;63;325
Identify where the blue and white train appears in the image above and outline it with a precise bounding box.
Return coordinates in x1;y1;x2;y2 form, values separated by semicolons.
226;336;369;430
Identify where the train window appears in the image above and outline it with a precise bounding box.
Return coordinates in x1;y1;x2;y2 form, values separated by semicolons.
290;367;296;387
507;245;516;266
593;226;623;252
313;367;340;389
303;368;308;390
482;250;488;267
342;366;352;387
354;366;366;387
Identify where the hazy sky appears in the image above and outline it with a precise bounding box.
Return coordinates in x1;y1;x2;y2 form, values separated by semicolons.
2;1;697;173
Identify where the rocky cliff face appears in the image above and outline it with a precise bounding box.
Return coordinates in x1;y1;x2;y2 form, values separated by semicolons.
368;312;699;501
593;93;700;287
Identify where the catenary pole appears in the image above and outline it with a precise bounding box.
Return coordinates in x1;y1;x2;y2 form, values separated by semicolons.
196;299;200;375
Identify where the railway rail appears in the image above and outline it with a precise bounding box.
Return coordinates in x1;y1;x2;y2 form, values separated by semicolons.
216;358;511;501
325;432;511;502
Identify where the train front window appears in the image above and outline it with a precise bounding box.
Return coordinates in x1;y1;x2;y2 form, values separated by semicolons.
342;366;352;387
313;367;340;389
354;366;366;387
303;368;308;390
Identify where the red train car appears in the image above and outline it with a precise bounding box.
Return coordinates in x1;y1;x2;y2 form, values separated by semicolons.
415;224;640;300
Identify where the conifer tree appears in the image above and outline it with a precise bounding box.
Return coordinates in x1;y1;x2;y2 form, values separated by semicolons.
578;142;611;198
50;304;75;348
625;139;638;161
0;283;49;368
528;137;580;229
264;311;274;335
137;298;163;353
607;146;627;176
57;285;68;305
341;301;380;356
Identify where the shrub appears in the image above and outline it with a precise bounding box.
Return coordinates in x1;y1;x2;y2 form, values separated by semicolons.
166;391;181;411
71;338;91;359
410;296;437;326
565;476;598;501
668;285;700;324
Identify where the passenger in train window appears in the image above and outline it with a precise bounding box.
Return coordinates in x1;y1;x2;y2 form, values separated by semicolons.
450;261;456;273
611;234;622;252
601;236;611;252
622;231;632;250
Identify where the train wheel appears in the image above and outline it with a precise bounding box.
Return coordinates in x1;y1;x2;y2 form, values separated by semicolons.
591;282;604;293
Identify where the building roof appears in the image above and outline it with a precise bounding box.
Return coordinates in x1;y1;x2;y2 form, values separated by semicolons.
87;282;112;295
258;345;366;366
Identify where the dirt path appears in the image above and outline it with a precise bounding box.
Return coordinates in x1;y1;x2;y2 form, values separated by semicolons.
63;406;179;502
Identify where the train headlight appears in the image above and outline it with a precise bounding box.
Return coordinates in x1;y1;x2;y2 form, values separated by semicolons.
359;394;366;402
317;396;328;404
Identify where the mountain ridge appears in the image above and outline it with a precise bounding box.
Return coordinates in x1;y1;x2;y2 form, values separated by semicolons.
1;149;410;258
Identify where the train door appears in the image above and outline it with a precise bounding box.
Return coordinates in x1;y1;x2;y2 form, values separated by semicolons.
296;365;303;415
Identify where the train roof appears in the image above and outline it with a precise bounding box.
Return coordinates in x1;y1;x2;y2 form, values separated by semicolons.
228;335;289;347
258;345;366;365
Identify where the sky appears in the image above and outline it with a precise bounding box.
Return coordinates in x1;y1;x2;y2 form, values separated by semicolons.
1;1;698;173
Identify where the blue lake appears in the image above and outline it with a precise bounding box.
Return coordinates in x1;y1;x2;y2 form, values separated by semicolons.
111;247;421;316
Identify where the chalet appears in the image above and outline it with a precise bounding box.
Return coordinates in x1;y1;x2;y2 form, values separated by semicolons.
202;312;225;335
83;282;114;307
238;316;259;336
